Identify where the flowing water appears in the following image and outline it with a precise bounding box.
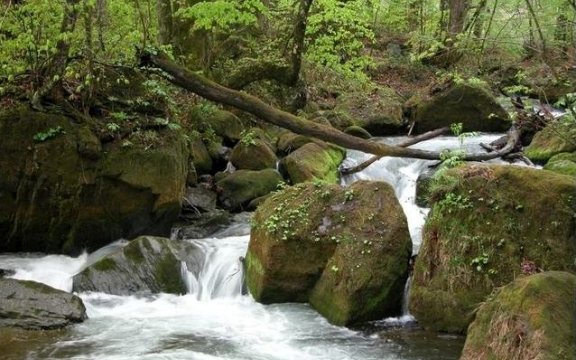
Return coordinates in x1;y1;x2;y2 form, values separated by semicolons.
0;135;510;360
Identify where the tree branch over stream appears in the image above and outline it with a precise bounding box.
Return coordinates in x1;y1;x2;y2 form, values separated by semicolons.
140;51;520;161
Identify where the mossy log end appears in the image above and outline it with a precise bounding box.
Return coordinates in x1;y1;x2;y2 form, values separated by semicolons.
140;51;519;161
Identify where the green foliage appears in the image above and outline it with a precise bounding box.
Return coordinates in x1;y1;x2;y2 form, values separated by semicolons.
33;126;65;142
175;0;266;33
306;0;375;81
239;129;257;146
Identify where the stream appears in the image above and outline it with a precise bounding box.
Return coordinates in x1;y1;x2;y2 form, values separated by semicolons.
0;134;505;360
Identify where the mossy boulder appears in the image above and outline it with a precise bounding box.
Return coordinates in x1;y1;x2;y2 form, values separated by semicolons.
543;152;576;176
279;142;345;184
73;236;188;295
246;181;412;326
276;131;317;155
204;110;246;144
407;82;510;134
333;86;405;135
344;126;372;139
0;107;189;254
189;137;213;175
524;122;576;163
216;169;283;211
230;138;277;171
0;279;87;330
410;164;576;333
461;271;576;360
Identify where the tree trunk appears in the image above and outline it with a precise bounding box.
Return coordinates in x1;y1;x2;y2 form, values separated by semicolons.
140;51;520;162
157;0;174;45
447;0;470;38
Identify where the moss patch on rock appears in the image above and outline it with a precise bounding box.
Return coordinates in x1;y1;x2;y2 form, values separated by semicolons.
525;123;576;163
461;271;576;360
279;142;345;184
216;169;283;211
246;180;412;325
73;236;188;295
410;164;576;333
407;81;510;134
230;137;277;171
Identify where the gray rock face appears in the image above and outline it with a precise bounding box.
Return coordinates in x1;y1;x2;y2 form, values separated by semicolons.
0;279;87;330
73;236;189;295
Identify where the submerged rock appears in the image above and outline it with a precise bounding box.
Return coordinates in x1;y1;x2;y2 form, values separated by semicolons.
461;271;576;360
406;81;510;134
279;142;345;184
410;164;576;333
73;236;189;295
246;181;411;326
0;107;188;254
0;278;87;330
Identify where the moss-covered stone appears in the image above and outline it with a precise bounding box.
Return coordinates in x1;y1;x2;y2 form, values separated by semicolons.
230;137;277;171
279;142;345;184
73;236;188;295
461;271;576;360
246;181;411;326
0;107;189;254
216;169;283;211
525;123;576;163
205;110;246;144
407;82;510;134
410;164;576;333
276;132;316;155
189;137;213;175
344;126;372;139
334;86;405;135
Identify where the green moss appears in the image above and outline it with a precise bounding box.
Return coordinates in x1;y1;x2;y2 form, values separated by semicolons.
20;280;58;294
525;123;576;163
123;241;145;264
92;258;117;272
411;164;576;333
461;272;576;360
154;253;186;295
280;142;345;184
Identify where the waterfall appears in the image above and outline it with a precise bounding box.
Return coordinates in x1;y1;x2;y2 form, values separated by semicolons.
182;235;248;300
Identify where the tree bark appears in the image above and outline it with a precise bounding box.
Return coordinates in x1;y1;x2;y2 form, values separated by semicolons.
140;51;520;161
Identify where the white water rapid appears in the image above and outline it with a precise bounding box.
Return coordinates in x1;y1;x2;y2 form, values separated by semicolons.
0;135;505;360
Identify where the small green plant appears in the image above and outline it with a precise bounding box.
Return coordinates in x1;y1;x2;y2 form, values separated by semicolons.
240;130;257;146
110;111;129;122
106;122;121;132
471;252;489;272
344;189;354;202
437;192;472;214
33;126;65;142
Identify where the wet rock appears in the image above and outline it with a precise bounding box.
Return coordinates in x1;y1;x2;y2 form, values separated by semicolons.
0;278;87;330
410;164;576;333
279;142;345;184
461;271;576;360
246;181;411;326
72;236;189;295
183;186;217;213
0;269;15;278
175;209;232;239
189;136;213;175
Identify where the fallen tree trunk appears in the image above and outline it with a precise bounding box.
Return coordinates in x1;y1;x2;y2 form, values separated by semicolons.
140;51;519;161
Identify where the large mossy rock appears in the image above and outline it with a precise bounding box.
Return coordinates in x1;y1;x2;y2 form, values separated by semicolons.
0;279;87;330
461;271;576;360
407;82;510;134
279;142;345;184
410;164;576;333
216;169;283;211
230;138;277;171
276;131;317;155
189;137;213;175
543;152;576;176
73;236;188;295
0;107;189;254
332;86;405;135
246;181;412;326
524;122;576;163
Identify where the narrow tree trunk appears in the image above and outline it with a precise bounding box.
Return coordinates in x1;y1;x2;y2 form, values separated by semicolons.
140;51;520;162
157;0;174;45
